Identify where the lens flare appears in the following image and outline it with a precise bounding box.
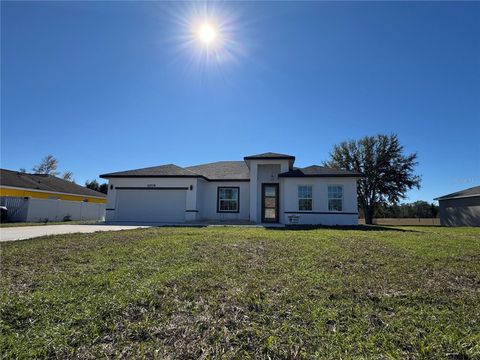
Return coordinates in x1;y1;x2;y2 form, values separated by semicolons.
166;2;247;72
198;22;217;45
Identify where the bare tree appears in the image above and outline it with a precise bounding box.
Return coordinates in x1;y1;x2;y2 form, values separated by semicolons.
32;155;60;176
62;171;75;182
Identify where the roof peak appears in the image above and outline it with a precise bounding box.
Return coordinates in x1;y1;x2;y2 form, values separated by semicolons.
244;152;295;160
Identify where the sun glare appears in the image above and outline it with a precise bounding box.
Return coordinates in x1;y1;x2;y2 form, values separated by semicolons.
170;2;245;68
198;22;217;45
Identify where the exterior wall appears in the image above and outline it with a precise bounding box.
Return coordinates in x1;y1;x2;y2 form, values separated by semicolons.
439;196;480;227
282;177;359;225
0;186;106;203
247;159;290;223
256;164;281;223
106;177;250;223
105;177;198;222
102;166;361;226
197;180;250;221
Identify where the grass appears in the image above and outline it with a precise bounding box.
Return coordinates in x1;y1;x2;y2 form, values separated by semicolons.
1;226;479;359
0;220;100;228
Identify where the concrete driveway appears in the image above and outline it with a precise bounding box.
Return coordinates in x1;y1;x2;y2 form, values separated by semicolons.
0;224;150;242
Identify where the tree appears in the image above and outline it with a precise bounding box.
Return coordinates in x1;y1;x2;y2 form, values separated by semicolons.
62;171;75;182
85;179;108;194
85;179;100;191
373;201;438;218
98;183;108;194
325;134;421;224
410;201;434;218
19;168;26;173
32;155;60;176
32;155;74;181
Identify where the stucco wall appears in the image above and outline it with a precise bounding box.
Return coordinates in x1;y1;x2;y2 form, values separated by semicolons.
247;159;290;223
439;196;480;227
103;172;360;226
105;178;198;222
197;180;250;221
256;164;281;222
282;177;358;225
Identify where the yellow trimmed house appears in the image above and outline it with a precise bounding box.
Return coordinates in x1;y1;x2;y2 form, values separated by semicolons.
0;169;106;222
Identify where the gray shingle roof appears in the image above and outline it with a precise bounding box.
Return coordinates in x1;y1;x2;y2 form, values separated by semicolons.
278;165;363;178
244;152;295;160
434;185;480;201
101;161;364;180
100;164;201;178
186;161;250;180
0;169;106;198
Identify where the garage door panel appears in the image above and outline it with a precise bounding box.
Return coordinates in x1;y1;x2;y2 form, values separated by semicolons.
116;190;186;222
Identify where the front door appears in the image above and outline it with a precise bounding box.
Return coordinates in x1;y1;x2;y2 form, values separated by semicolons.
262;183;279;223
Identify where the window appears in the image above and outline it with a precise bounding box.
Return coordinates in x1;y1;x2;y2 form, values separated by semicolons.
217;187;239;212
328;185;343;211
298;185;312;211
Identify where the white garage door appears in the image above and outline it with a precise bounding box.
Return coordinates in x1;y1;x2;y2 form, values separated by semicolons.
115;189;186;223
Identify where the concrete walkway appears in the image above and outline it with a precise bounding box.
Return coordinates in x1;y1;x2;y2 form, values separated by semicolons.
0;224;151;242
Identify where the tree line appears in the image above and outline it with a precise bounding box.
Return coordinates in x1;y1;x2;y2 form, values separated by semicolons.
359;201;439;219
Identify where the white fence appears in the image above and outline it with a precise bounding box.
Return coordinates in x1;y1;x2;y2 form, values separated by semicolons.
1;196;105;222
1;197;29;222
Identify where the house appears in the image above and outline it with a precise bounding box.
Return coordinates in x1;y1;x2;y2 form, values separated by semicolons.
434;185;480;227
100;152;362;225
0;169;106;222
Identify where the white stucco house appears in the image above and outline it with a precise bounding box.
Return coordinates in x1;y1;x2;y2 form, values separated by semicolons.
100;152;363;225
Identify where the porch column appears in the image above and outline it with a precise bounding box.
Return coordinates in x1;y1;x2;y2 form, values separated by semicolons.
185;180;198;222
249;163;257;223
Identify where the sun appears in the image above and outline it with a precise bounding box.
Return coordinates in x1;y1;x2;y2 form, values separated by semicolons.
171;2;245;67
197;22;217;45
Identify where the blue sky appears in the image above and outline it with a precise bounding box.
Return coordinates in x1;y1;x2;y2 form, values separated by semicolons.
1;1;479;202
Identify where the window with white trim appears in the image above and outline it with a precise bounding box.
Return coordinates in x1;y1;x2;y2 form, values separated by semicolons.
217;187;239;212
328;185;343;211
298;185;312;211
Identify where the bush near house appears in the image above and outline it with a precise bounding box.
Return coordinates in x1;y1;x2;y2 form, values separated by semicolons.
1;226;479;359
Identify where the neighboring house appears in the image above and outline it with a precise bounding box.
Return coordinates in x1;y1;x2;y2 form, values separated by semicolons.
0;169;106;222
434;185;480;227
100;152;362;225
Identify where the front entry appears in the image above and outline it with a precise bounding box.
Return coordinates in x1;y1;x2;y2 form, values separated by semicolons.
261;183;279;223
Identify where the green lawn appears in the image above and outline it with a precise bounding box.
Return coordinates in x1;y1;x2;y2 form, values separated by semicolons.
1;226;479;359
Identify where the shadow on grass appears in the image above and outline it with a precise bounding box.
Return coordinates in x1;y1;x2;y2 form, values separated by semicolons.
266;225;421;232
